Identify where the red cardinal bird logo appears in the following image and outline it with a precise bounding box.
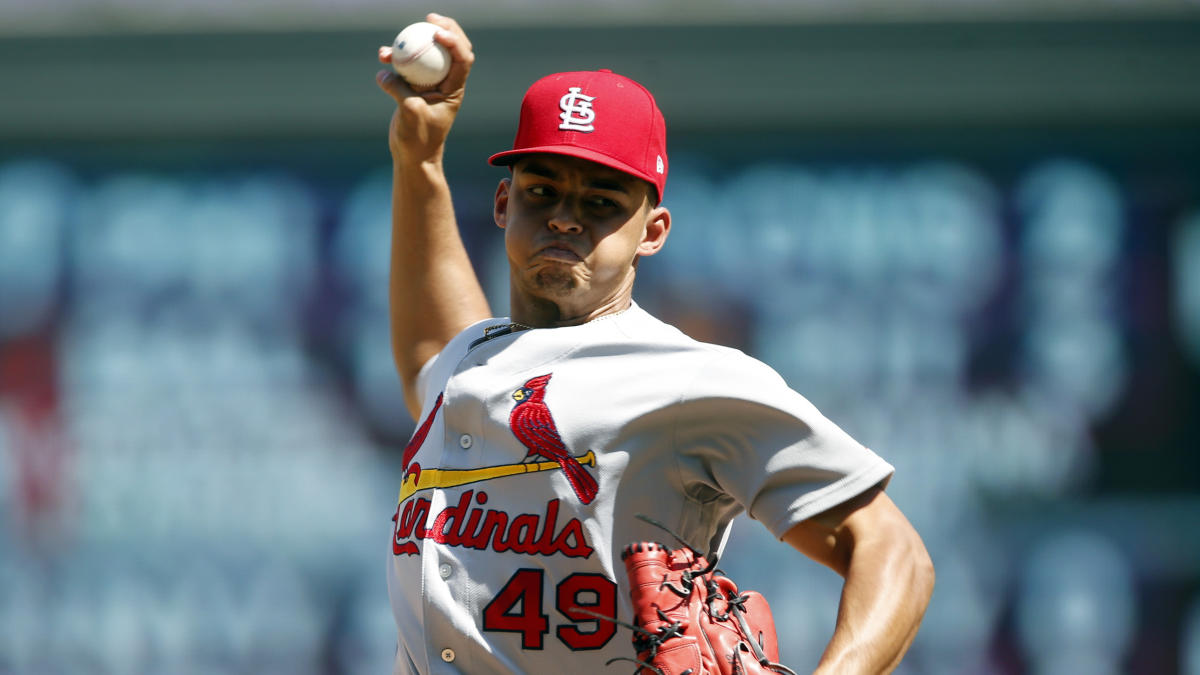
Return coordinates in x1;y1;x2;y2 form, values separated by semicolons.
509;373;598;505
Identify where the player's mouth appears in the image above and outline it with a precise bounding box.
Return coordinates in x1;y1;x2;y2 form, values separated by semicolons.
534;243;583;263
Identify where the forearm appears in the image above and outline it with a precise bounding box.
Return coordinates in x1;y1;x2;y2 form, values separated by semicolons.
375;15;488;418
813;527;934;674
388;154;490;413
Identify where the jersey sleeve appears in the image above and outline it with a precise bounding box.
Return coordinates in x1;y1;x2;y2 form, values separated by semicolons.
672;351;894;540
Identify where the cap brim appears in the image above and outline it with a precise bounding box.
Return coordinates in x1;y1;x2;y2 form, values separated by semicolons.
488;145;660;202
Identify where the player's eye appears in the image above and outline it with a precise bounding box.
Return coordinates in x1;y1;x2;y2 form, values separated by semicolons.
583;195;623;212
527;185;556;199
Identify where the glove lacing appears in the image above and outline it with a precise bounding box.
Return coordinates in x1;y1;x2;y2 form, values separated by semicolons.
586;515;798;675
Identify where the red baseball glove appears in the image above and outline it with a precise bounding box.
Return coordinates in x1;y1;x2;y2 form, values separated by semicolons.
613;530;797;675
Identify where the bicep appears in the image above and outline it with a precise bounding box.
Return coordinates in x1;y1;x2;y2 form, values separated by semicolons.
781;484;894;577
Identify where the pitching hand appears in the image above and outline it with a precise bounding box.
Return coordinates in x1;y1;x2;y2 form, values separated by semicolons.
375;13;474;161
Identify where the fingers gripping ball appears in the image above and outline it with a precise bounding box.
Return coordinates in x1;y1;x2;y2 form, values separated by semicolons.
391;22;451;89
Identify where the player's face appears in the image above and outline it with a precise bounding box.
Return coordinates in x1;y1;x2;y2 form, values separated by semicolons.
495;154;670;322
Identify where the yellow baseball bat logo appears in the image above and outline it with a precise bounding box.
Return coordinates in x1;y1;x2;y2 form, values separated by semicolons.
398;451;598;504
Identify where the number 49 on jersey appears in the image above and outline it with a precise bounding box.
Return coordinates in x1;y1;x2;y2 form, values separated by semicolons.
482;569;618;650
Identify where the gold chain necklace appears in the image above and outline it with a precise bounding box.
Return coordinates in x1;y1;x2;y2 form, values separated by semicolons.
469;322;534;350
484;322;533;338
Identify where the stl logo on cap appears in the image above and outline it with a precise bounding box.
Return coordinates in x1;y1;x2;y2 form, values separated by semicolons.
558;87;596;132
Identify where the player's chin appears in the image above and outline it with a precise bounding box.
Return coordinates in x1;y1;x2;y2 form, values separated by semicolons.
528;265;584;296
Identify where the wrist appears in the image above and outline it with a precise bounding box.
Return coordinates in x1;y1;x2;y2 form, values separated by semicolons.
392;149;445;175
387;121;448;167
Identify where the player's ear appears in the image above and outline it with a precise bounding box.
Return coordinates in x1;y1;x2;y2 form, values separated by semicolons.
637;205;670;257
494;177;511;229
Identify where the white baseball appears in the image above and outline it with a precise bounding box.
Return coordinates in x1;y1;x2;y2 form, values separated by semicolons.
391;22;451;89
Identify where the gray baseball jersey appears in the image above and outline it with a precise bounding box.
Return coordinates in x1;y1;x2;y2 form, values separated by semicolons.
386;302;894;674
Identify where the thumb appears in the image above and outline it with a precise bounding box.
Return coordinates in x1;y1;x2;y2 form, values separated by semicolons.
376;69;415;103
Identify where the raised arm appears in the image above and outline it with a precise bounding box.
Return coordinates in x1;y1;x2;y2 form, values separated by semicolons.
375;13;492;419
783;486;935;674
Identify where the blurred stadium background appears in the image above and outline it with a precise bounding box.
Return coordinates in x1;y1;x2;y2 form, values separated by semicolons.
2;1;1200;673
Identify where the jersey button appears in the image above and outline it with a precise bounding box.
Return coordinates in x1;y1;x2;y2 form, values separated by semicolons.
440;648;455;663
459;434;473;449
439;563;453;579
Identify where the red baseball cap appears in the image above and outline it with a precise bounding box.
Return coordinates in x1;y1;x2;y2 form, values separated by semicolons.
488;69;668;204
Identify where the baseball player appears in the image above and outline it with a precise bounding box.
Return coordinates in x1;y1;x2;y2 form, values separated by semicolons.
375;14;934;675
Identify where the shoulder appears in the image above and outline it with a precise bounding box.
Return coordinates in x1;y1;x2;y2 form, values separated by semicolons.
414;317;511;405
614;304;795;400
613;303;746;359
641;308;786;386
439;316;512;362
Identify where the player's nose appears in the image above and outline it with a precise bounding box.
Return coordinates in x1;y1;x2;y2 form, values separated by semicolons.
547;200;584;234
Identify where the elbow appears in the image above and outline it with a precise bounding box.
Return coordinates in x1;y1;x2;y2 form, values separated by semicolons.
389;343;430;422
881;501;934;608
390;338;438;391
389;336;423;385
909;530;936;610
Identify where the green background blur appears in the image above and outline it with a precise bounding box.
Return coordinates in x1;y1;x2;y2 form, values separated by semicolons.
2;1;1200;673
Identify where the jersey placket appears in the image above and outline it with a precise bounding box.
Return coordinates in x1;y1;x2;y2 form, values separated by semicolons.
420;354;487;672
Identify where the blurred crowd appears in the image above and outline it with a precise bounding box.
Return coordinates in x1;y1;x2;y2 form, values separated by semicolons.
0;151;1197;673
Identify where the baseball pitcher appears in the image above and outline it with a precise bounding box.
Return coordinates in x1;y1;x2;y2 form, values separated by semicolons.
375;13;934;675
